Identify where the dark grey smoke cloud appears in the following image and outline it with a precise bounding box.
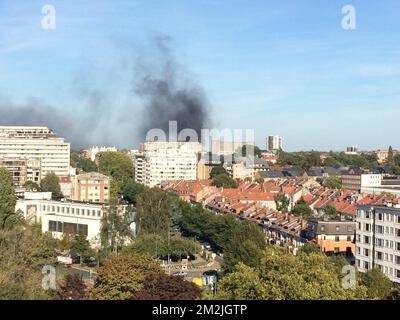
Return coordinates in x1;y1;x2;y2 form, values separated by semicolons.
0;35;212;148
133;35;211;141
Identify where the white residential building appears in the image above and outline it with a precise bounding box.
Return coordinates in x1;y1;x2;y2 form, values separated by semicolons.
0;126;70;177
356;203;400;283
267;135;283;151
16;195;131;247
134;141;202;187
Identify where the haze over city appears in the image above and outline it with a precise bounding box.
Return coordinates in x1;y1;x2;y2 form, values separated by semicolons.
1;0;400;150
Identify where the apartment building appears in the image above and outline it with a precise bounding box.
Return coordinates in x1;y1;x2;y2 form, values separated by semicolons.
356;203;400;283
134;141;202;187
267;135;283;151
306;218;356;256
0;126;70;176
72;172;111;203
0;157;41;188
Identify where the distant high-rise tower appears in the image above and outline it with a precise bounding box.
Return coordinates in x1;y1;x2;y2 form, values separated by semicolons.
267;135;283;151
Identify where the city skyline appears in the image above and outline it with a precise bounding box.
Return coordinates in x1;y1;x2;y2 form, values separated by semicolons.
1;0;400;151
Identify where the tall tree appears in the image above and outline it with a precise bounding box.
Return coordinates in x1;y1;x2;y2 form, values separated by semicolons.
0;224;56;299
136;188;174;237
275;192;289;212
70;151;98;172
361;268;392;299
41;172;63;200
90;254;161;300
0;167;18;229
324;205;338;218
324;176;342;189
222;221;266;273
291;198;313;218
98;151;135;182
216;263;267;300
100;200;134;255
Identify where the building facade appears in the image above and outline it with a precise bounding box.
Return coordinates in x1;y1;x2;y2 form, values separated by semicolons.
267;135;283;151
0;126;70;177
72;172;111;203
134;141;202;187
306;218;356;255
356;204;400;283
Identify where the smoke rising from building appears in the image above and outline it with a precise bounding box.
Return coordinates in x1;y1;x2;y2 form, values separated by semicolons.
0;35;212;148
133;35;211;141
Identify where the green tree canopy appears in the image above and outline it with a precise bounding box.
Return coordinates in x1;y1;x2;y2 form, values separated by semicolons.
120;179;145;204
222;221;266;273
70;150;98;172
275;192;289;212
41;172;63;200
90;254;161;300
23;180;41;192
100;201;134;256
98;151;135;182
291;198;313;218
136;188;175;237
0;224;56;299
216;263;267;300
211;174;238;188
324;176;342;189
324;205;338;218
361;268;393;299
0;167;18;229
210;166;228;178
218;246;368;300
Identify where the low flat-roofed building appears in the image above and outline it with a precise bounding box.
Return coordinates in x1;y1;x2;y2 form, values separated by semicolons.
16;199;131;247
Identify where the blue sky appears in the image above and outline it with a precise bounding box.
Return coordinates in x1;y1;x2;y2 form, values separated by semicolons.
1;0;400;150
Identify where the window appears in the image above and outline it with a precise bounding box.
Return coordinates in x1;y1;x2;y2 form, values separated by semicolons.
364;236;370;244
334;247;340;254
347;235;352;242
376;225;384;234
364;248;369;257
376;238;384;247
48;220;63;233
378;213;383;221
364;261;370;270
377;251;383;260
335;236;340;242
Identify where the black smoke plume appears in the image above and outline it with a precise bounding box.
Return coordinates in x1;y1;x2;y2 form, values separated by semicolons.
0;35;212;148
133;35;211;141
